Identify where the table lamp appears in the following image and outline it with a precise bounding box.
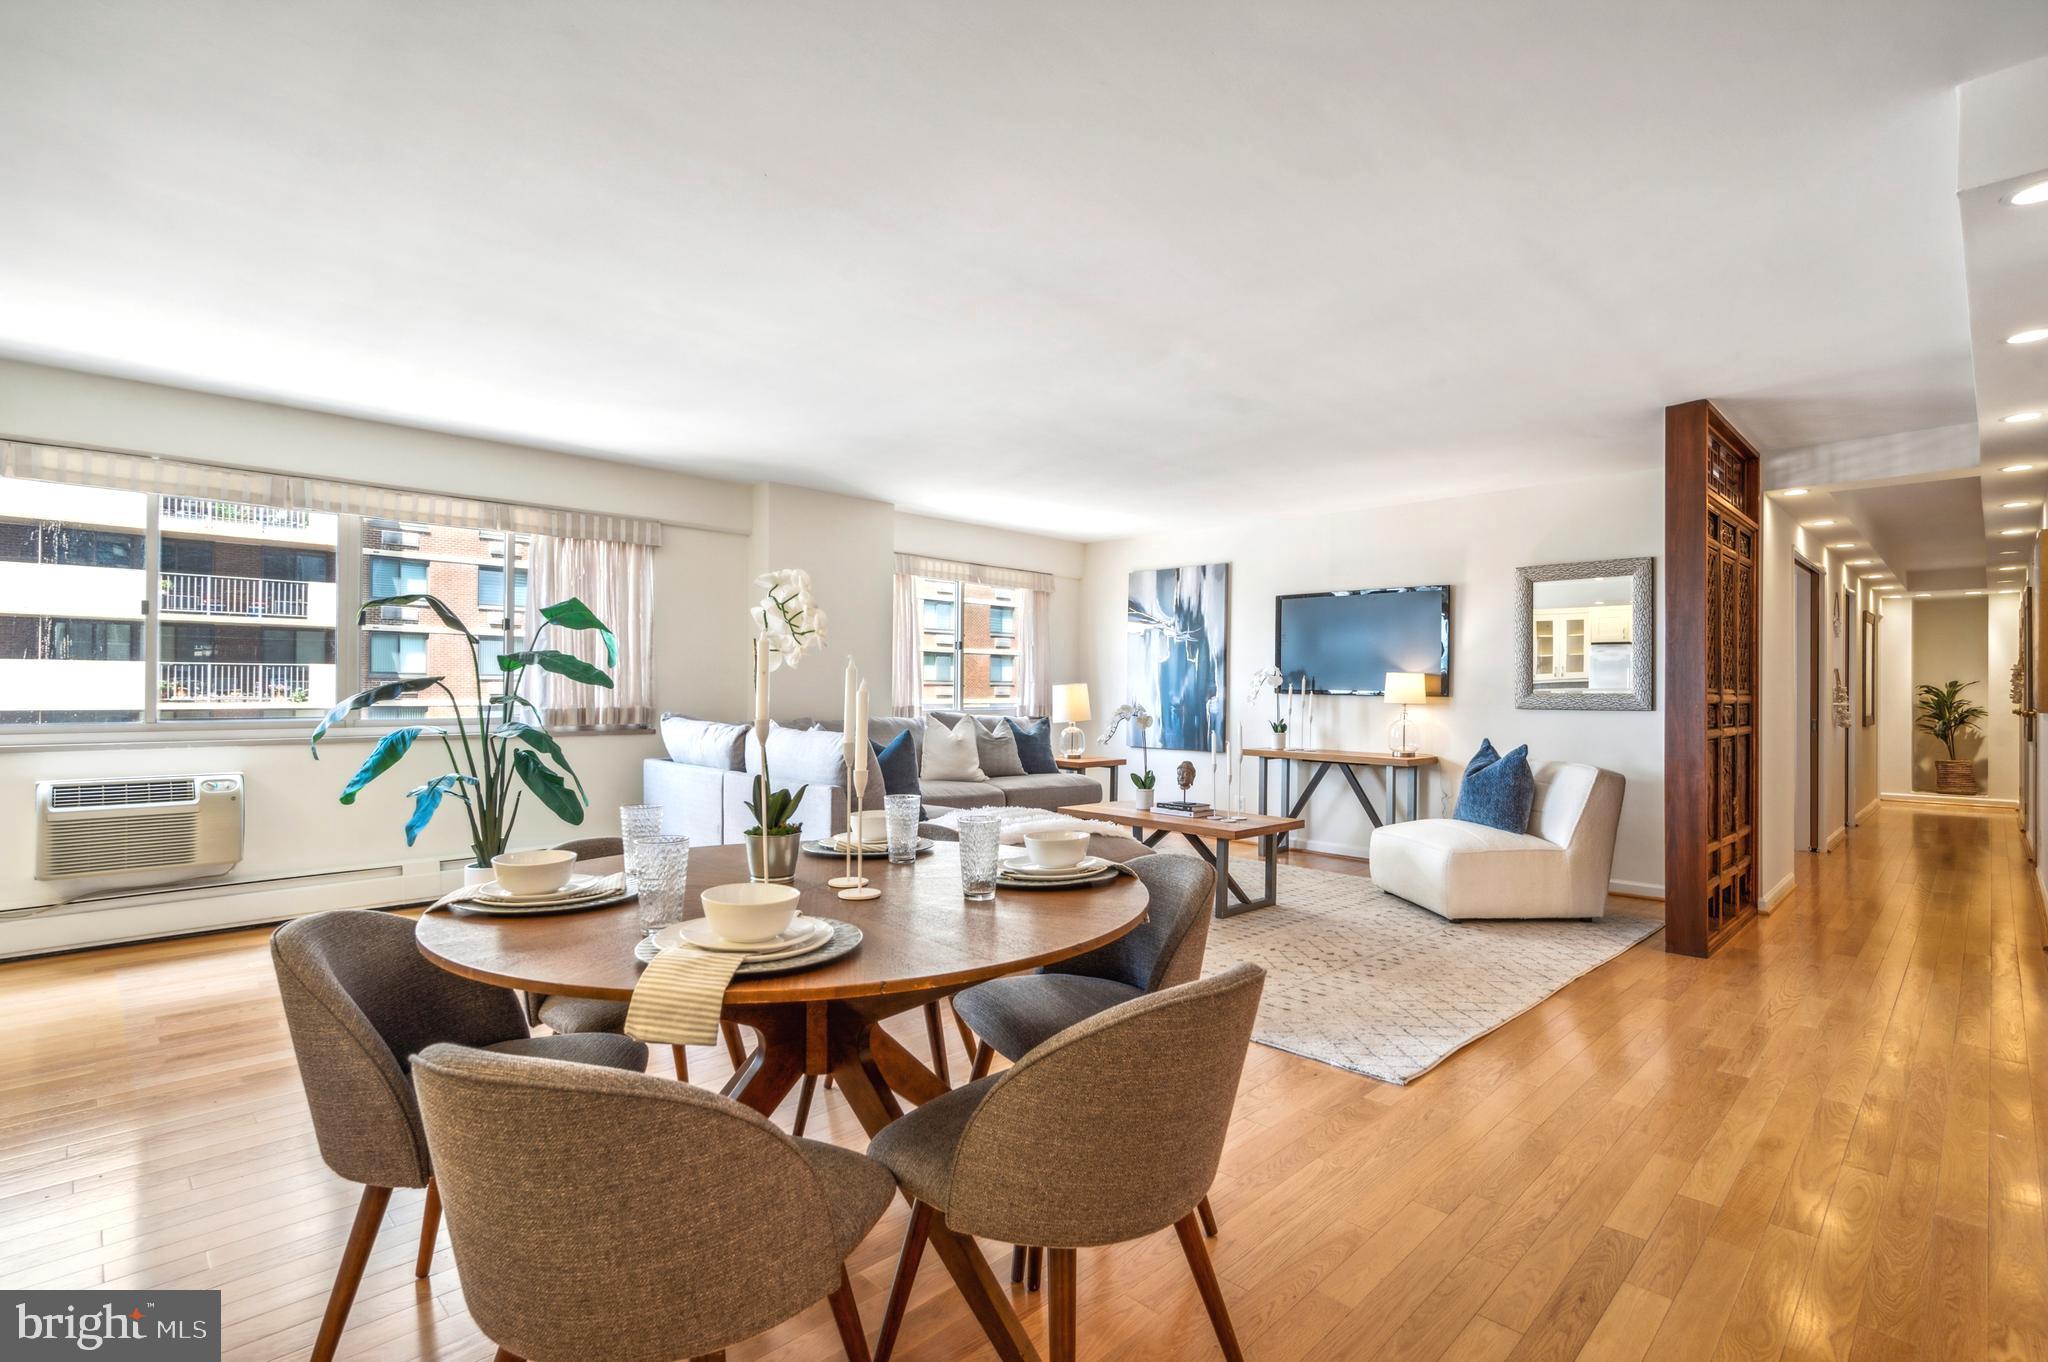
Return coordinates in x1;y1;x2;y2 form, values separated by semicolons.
1384;672;1427;756
1052;683;1091;758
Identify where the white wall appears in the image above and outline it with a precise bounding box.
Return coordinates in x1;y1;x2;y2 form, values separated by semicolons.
1080;469;1666;895
1879;598;1916;797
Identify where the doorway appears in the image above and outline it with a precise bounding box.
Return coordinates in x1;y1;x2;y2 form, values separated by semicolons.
1795;563;1821;851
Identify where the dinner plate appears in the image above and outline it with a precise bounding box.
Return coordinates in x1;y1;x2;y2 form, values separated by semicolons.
646;916;835;962
471;872;613;904
997;867;1124;891
451;889;635;917
998;851;1111;878
801;837;935;858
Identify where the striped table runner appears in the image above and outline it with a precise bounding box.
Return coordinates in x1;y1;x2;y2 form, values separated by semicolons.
623;948;747;1046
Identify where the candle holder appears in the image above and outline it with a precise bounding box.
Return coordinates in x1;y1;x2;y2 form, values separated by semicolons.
834;783;880;901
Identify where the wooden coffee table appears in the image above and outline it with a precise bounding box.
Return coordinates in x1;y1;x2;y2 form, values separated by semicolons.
1058;801;1305;919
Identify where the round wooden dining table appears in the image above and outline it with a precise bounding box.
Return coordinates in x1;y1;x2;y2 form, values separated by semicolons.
414;841;1150;1138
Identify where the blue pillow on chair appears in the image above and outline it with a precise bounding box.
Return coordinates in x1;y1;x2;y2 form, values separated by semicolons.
1453;741;1535;834
1008;717;1058;774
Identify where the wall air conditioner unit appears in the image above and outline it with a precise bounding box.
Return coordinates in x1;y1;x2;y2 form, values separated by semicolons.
35;774;244;897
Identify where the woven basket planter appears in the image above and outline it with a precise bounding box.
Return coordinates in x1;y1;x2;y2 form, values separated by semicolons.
1934;760;1977;796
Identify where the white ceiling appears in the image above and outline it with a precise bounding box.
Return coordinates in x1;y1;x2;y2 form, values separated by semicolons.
2;2;2046;540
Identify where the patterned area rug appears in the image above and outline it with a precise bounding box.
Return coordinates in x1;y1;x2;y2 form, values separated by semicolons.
1201;861;1663;1085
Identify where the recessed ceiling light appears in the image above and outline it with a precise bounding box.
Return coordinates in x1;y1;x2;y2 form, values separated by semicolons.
1915;592;1931;598
2012;179;2048;207
2000;565;2024;571
2005;500;2036;508
2004;464;2037;473
1779;488;1809;497
2002;528;2030;537
1804;519;1837;528
2010;328;2048;346
1969;590;1987;595
1847;558;1873;565
2003;589;2021;595
2007;412;2044;424
1827;541;1856;549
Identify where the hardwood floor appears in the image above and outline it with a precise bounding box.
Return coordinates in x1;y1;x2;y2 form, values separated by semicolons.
3;800;2042;1360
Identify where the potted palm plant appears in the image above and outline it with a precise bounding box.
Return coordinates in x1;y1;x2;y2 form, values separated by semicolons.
1915;679;1986;795
309;592;615;879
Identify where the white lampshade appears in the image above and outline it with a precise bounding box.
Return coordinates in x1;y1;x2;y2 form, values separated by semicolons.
1052;683;1091;723
1384;672;1428;705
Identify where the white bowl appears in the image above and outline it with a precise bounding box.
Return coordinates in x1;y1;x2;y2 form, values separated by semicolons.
852;809;889;844
491;849;576;895
1023;828;1090;869
700;882;802;944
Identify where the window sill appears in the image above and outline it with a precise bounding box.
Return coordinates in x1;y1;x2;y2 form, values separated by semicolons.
0;723;654;754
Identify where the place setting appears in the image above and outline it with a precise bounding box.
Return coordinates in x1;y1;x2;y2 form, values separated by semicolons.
436;849;633;916
993;827;1129;891
632;881;863;975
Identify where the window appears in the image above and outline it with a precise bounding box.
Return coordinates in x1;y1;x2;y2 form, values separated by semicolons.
0;471;546;733
369;632;429;676
476;565;529;611
910;575;1029;714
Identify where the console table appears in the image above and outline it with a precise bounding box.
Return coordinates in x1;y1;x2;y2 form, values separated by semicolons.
1243;747;1438;849
1057;801;1305;918
1054;754;1127;799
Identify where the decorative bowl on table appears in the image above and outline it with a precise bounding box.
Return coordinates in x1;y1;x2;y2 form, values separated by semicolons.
1022;829;1090;869
490;849;577;895
699;882;802;944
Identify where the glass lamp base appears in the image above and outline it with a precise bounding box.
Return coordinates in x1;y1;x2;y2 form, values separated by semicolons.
1388;710;1418;757
1059;723;1086;758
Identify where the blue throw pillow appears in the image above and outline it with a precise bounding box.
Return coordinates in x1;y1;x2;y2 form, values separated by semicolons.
1453;741;1535;833
1462;738;1501;781
1008;717;1058;774
871;732;921;799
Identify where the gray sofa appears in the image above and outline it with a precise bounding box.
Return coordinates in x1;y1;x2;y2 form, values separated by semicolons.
644;711;1105;847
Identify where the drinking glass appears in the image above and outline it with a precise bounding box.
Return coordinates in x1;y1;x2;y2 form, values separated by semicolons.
620;804;665;891
885;793;922;864
634;833;691;953
957;811;1001;902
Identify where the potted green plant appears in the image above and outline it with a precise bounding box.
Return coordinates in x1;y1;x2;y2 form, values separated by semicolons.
1102;702;1155;807
1249;666;1287;747
1915;679;1986;795
309;592;615;881
745;569;826;882
1129;768;1158;811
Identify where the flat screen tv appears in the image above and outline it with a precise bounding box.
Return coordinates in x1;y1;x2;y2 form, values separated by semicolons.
1275;586;1451;696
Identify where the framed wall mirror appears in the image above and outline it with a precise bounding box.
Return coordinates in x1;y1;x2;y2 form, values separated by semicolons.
1513;557;1655;711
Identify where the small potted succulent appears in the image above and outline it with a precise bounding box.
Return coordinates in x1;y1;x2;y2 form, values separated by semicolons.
1916;679;1985;795
1129;768;1158;811
1249;666;1287;747
745;569;826;882
1102;702;1155;807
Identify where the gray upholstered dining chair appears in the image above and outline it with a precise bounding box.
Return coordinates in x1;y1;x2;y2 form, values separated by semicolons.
952;852;1219;1287
525;836;750;1083
866;963;1265;1362
271;910;649;1362
412;1043;895;1362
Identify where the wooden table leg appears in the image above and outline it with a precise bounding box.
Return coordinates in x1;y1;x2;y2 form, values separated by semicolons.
868;1020;950;1107
721;1007;807;1121
925;1214;1041;1362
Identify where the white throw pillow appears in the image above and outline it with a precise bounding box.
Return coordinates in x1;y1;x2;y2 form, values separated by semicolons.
922;713;987;782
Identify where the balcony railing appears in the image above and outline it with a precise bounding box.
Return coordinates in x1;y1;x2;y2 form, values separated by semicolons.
160;572;310;619
161;497;312;529
159;662;311;704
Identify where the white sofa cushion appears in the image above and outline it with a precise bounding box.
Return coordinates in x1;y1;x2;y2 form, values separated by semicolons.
923;715;987;782
658;714;750;770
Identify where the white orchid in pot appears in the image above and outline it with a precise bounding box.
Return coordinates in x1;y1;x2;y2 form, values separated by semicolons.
746;568;827;882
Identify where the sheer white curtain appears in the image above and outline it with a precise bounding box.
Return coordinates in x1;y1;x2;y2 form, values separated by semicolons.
525;536;657;729
1017;587;1052;717
891;571;921;716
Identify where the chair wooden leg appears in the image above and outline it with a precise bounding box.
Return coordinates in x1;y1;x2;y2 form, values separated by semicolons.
1174;1212;1245;1362
827;1265;872;1362
312;1184;391;1362
1047;1247;1078;1362
874;1200;933;1362
792;1074;818;1136
670;1044;690;1082
951;998;978;1057
1027;1245;1041;1292
1198;1194;1218;1237
722;1021;747;1068
969;1040;994;1081
686;1353;725;1362
1010;1244;1026;1284
923;1213;1035;1362
492;1350;523;1362
922;1001;950;1084
415;1177;440;1279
